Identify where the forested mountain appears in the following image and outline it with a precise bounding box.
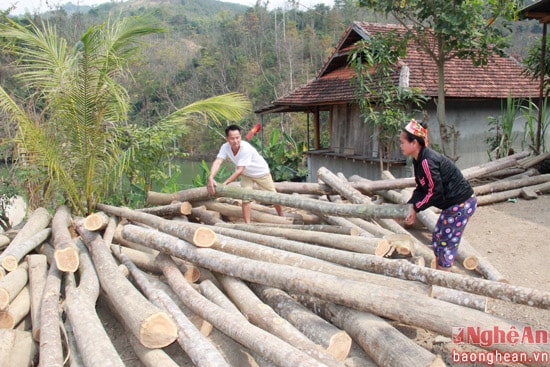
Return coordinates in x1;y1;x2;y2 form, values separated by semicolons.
1;0;545;160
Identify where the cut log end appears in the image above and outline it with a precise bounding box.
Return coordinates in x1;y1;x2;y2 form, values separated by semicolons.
192;227;217;248
326;330;352;361
183;266;201;283
139;312;178;349
0;311;15;329
375;239;392;257
1;256;18;273
462;256;479;271
54;248;79;273
83;212;110;232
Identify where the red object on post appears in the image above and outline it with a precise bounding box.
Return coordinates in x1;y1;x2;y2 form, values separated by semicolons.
246;123;262;140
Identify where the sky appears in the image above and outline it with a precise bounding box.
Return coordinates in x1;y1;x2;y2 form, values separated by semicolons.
3;0;335;16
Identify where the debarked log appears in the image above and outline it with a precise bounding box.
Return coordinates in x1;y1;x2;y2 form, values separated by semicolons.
27;254;47;341
214;223;386;254
252;284;352;362
0;286;30;329
122;225;550;358
1;229;51;273
138;201;193;218
0;262;29;311
216;275;341;366
213;185;410;220
52;205;79;272
199;201;293;224
473;174;550;196
0;329;37;367
75;222;177;349
113;247;230;367
62;238;124;367
147;187;211;206
155;253;329;367
203;225;428;294
430;285;487;312
97;204;216;248
295;294;444;367
0;207;52;272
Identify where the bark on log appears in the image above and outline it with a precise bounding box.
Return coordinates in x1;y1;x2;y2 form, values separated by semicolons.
143;275;213;336
321;215;378;238
154;253;329;367
214;184;409;220
52;205;79;273
201;223;428;294
27;254;47;341
218;223;359;235
200;201;293;224
128;332;180;367
138;201;193;217
169;221;546;308
63;238;124;367
189;207;223;225
252;284;352;362
273;181;334;195
0;286;30;329
0;208;51;272
63;317;84;367
38;259;64;367
125;225;550;359
75;222;178;349
97;203;217;248
113;246;230;367
1;228;51;272
147;187;211;206
430;285;487;312
295;294;444;367
474;174;550;196
476;181;550;206
214;223;386;254
0;262;28;311
217;275;342;367
198;279;246;320
0;329;37;367
461;150;531;179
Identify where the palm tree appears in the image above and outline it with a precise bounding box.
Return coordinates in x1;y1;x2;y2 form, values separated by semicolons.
0;15;251;215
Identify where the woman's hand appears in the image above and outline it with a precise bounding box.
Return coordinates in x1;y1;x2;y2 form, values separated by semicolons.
404;205;416;226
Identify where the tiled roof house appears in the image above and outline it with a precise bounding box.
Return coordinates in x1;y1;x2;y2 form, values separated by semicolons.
257;22;541;181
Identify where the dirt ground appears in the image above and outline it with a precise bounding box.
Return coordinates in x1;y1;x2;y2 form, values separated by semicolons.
95;194;550;367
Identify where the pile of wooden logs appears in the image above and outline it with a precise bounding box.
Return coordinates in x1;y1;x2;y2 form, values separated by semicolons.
0;151;549;367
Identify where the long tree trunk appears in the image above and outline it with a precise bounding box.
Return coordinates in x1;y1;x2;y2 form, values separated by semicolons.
217;275;342;366
52;205;79;272
27;254;47;341
252;284;352;362
113;246;230;367
295;294;444;367
0;229;51;272
123;223;550;361
0;208;51;272
75;221;178;349
213;184;409;220
0;262;28;311
63;239;124;367
97;204;216;248
155;253;329;367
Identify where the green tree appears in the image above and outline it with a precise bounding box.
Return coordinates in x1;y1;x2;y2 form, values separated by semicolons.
348;31;427;171
0;15;251;215
358;0;518;161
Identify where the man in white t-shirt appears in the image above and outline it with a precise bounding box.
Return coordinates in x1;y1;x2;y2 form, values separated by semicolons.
207;124;284;223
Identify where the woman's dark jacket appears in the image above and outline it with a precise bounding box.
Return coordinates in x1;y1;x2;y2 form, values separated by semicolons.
408;147;474;212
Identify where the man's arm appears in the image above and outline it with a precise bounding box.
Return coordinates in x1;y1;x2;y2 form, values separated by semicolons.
223;166;245;186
